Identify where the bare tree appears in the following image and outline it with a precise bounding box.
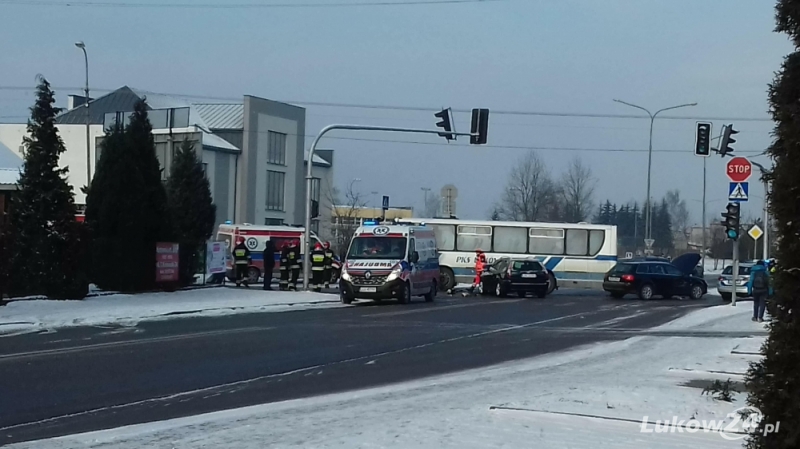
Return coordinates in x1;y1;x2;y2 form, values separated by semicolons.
560;157;596;223
495;151;554;221
664;190;690;236
326;179;367;257
422;193;441;218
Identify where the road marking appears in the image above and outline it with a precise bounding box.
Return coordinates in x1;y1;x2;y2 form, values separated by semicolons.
364;299;525;317
0;326;274;362
0;310;601;433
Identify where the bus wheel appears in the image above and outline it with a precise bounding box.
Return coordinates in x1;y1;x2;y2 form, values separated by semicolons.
247;267;261;284
439;267;455;291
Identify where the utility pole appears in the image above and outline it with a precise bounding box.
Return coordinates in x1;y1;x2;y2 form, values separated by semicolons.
421;187;431;217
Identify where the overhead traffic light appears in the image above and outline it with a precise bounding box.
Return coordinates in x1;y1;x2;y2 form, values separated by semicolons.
721;202;741;240
434;108;454;141
470;108;489;145
719;124;738;157
695;122;711;157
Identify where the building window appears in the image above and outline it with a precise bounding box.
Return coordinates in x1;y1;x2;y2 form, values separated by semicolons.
264;218;284;225
267;131;287;165
266;170;285;211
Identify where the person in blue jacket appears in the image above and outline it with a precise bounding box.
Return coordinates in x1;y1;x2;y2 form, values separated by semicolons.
749;260;770;322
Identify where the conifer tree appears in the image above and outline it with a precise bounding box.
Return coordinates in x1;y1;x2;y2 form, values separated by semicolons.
8;77;87;299
745;2;800;446
86;99;171;291
166;139;216;285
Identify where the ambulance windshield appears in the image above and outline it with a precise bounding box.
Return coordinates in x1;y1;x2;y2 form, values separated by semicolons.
347;237;407;259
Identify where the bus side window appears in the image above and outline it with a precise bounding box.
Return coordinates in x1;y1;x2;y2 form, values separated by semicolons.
528;228;565;255
588;230;605;256
456;225;492;252
430;225;455;251
566;229;589;256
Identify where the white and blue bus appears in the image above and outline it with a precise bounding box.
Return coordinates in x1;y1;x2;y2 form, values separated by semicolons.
396;218;618;291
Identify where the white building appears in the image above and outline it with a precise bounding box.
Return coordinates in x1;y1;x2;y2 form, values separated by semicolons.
0;86;334;232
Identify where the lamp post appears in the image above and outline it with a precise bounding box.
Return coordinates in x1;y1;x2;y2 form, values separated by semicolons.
421;187;431;217
75;41;91;190
613;99;697;251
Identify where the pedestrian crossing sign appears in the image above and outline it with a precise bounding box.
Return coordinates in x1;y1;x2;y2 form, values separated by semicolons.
728;182;749;202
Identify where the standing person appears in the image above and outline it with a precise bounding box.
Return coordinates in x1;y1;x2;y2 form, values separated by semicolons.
288;239;301;290
323;241;335;288
310;242;326;292
279;242;290;291
750;260;769;323
470;249;487;294
262;239;276;291
232;237;251;287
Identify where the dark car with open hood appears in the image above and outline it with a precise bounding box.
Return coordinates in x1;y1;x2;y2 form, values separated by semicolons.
602;253;706;300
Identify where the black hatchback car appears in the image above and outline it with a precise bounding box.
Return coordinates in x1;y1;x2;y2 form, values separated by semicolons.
481;257;555;298
602;253;707;300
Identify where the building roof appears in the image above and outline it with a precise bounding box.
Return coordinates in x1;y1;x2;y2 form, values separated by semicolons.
0;168;20;186
194;103;244;130
56;86;142;124
201;131;240;152
305;151;331;167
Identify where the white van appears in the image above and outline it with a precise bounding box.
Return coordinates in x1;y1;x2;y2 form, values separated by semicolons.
339;223;439;304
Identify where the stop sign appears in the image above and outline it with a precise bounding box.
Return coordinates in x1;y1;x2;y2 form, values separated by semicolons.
726;157;752;183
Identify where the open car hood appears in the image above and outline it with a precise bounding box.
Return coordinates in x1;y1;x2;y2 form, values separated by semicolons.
671;253;702;275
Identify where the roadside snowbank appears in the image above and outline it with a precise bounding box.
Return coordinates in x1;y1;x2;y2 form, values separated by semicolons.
14;305;765;449
0;288;342;336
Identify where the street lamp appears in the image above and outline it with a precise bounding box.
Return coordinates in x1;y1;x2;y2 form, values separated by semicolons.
421;187;431;216
613;99;697;251
75;41;91;191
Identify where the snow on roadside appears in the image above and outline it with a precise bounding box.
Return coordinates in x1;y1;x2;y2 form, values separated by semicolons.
0;288;343;336
13;305;766;449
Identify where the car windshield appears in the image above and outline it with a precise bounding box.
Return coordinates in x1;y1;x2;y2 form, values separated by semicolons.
722;266;752;275
609;263;636;274
347;237;407;259
513;260;544;271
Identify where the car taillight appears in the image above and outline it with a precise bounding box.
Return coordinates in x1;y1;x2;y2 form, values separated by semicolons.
621;274;634;282
718;276;724;283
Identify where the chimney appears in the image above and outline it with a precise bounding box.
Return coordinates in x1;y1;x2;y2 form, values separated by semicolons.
68;95;91;110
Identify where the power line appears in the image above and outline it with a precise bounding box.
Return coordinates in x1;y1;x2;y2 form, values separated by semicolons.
0;0;504;8
0;85;774;122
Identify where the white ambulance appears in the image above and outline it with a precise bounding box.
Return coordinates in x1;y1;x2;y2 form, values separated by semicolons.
339;222;439;304
215;223;322;283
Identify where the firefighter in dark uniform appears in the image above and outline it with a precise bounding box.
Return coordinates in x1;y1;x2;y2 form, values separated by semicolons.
288;239;301;290
278;242;290;291
262;239;276;290
232;237;252;287
310;242;326;292
323;241;335;288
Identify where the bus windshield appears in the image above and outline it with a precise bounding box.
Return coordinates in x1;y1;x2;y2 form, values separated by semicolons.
347;237;407;259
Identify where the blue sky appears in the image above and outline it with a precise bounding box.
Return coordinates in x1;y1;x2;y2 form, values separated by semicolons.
0;0;791;224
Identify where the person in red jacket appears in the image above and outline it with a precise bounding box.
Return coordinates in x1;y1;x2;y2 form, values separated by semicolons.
472;249;487;292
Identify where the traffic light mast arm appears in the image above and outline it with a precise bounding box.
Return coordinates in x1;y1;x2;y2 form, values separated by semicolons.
302;123;478;291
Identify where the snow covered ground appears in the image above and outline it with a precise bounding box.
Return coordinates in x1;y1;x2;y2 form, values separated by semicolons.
703;258;728;275
13;304;767;449
0;287;343;336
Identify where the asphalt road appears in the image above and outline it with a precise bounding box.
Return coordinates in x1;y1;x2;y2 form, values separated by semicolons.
0;289;727;444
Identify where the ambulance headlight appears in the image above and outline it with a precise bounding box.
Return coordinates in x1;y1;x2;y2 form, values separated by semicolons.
386;264;404;282
340;265;352;282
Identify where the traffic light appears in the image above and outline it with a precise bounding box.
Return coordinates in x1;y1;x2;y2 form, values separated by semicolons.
470;108;489;145
695;122;711;157
721;202;740;240
435;108;454;141
719;124;738;157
